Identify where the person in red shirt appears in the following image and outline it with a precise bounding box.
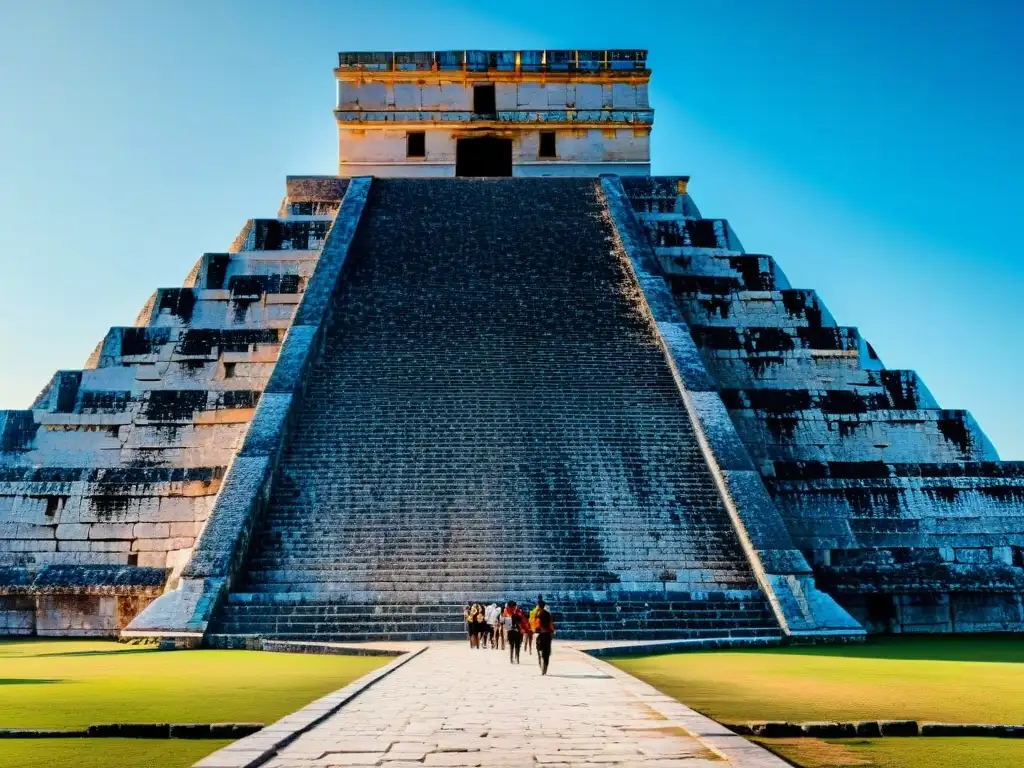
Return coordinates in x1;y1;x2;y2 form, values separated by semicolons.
503;600;529;664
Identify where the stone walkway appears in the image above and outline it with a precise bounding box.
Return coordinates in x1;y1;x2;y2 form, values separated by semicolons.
198;643;788;768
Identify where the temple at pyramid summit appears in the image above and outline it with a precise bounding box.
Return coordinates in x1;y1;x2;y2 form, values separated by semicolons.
1;49;1023;647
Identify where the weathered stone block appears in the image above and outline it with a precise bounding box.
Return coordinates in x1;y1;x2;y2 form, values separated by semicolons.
155;497;204;523
801;722;856;738
133;537;194;552
56;540;90;552
879;720;919;737
89;540;132;553
169;723;213;739
169;521;200;537
951;593;1023;631
854;721;882;737
133;522;170;538
897;594;951;632
750;722;803;737
135;552;168;568
89;523;135;540
55;523;90;540
209;723;263;738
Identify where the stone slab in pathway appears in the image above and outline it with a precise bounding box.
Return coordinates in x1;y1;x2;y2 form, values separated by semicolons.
197;642;788;768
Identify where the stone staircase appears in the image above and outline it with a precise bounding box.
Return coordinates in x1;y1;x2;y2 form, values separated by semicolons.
209;178;781;642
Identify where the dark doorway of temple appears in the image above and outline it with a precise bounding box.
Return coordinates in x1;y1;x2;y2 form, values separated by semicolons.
456;137;513;177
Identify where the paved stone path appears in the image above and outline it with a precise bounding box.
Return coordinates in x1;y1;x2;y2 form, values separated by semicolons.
214;643;786;768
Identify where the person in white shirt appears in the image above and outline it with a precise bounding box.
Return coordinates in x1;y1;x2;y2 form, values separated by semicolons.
485;602;503;650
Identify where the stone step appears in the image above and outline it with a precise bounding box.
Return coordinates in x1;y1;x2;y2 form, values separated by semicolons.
692;324;865;354
258;512;735;521
237;589;753;602
638;217;737;251
218;605;775;620
241;581;637;593
239;563;752;575
245;555;749;567
253;531;738;540
676;289;835;330
257;523;736;534
719;377;937;414
730;407;996;464
251;540;741;553
213;607;775;624
211;621;778;637
225;589;768;605
255;526;736;536
234;218;332;252
206;620;781;639
652;252;787;292
207;628;782;642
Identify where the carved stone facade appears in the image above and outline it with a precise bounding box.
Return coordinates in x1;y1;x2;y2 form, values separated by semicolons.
335;50;652;177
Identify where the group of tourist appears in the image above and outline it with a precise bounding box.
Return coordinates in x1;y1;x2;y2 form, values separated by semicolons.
464;596;556;675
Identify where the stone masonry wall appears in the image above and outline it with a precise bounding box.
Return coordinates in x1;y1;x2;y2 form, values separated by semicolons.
622;176;1024;633
0;178;347;635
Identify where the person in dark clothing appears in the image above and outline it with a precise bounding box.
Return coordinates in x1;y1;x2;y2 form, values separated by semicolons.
504;600;525;664
467;602;486;649
532;597;555;675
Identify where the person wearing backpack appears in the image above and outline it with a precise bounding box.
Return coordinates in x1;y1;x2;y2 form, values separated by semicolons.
532;597;556;675
468;602;486;649
503;600;525;664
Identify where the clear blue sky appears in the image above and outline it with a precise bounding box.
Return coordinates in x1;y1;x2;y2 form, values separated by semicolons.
1;1;1022;456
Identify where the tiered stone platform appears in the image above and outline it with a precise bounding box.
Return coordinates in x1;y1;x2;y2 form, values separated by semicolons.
3;172;1021;643
621;176;1024;633
0;178;348;634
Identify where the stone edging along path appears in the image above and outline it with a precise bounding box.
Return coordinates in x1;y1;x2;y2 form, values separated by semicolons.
733;721;1024;739
575;651;793;766
260;639;406;657
194;646;428;768
0;724;262;739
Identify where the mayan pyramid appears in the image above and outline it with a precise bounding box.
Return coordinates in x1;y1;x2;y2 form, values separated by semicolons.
1;50;1020;646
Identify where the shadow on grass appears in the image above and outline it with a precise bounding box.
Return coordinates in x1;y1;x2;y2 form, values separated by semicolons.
0;678;63;685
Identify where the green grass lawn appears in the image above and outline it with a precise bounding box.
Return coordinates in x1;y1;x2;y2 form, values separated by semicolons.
0;738;233;768
0;638;387;729
753;737;1024;768
610;635;1024;725
610;636;1024;768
